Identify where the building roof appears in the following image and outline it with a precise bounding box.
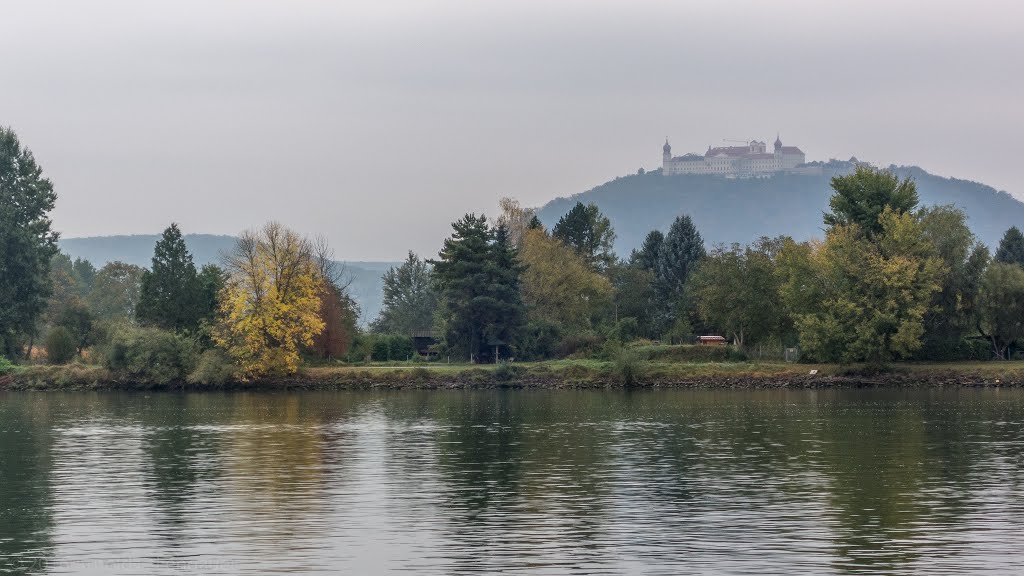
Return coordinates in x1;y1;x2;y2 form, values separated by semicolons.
672;153;705;162
745;153;775;160
780;146;804;154
706;146;751;157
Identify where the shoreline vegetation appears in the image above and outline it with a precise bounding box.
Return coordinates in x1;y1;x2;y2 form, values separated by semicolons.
4;127;1024;388
5;358;1024;392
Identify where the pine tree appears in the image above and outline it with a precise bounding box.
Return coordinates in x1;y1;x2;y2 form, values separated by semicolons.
656;215;706;301
994;226;1024;267
552;202;616;271
0;127;59;358
631;230;664;271
431;215;525;361
136;223;203;332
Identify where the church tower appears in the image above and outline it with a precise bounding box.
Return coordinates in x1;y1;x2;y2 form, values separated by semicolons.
663;139;672;169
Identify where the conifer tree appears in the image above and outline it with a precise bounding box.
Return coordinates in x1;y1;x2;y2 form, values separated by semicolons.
552;202;616;272
994;226;1024;267
136;223;203;332
432;215;525;361
656;215;706;301
631;230;664;271
373;252;437;334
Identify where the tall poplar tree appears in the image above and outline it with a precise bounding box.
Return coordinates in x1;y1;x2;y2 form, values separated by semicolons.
0;127;59;358
136;223;203;332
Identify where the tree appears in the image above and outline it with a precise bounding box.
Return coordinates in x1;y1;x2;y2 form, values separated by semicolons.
630;230;663;271
689;237;789;348
977;262;1024;360
656;215;706;300
496;197;536;248
994;226;1024;267
431;215;525;361
71;258;96;298
372;252;437;334
824;167;919;236
312;283;358;359
136;224;204;332
197;264;227;324
552;202;616;271
0;127;60;359
44;326;77;364
609;263;658;339
88;261;144;321
779;208;943;365
916;206;989;358
214;222;326;377
519;228;612;335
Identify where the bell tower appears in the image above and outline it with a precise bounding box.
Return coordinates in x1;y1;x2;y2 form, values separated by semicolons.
663;138;672;169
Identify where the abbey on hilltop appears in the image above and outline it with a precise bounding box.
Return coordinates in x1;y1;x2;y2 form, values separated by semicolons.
662;135;807;177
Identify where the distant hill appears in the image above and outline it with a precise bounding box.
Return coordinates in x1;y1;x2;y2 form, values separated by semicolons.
536;165;1024;255
58;234;397;325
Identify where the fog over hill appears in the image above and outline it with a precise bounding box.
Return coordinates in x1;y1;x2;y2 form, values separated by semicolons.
536;165;1024;256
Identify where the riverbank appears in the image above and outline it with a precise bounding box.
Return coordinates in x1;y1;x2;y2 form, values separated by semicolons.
3;360;1024;391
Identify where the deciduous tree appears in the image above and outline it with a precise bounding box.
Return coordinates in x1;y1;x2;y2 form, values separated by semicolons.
519;228;612;335
88;261;144;321
0;127;59;358
824;167;919;236
977;262;1024;360
215;222;326;377
372;252;437;334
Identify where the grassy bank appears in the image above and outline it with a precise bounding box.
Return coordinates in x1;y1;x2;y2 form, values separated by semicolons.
4;359;1024;392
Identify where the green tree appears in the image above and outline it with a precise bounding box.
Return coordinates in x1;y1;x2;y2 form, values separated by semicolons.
689;237;789;348
88;261;144;321
197;264;227;324
44;326;77;364
656;215;705;300
552;202;616;271
372;252;438;334
630;230;664;271
609;263;658;339
431;215;525;361
136;224;203;332
0;127;60;358
519;228;612;335
916;206;989;358
994;226;1024;267
977;262;1024;360
824;167;919;236
780;208;943;366
71;258;96;298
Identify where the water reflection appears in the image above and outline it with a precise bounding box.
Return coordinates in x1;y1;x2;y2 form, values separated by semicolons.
2;389;1024;574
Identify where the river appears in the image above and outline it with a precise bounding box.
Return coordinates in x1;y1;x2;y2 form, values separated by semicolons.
2;389;1024;575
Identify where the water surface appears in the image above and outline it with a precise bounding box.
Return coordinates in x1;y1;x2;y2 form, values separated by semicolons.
2;389;1024;575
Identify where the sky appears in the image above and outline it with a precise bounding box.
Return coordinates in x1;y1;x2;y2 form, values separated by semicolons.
3;0;1022;260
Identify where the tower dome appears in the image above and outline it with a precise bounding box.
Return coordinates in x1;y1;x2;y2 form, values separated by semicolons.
663;139;671;154
774;133;783;151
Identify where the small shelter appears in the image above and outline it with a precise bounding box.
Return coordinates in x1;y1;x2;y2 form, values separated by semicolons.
697;335;728;346
410;330;438;357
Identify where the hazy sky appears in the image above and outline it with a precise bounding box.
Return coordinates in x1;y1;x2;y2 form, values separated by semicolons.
3;0;1022;259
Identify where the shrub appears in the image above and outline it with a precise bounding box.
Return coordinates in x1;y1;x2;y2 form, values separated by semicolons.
494;361;525;382
102;326;197;385
605;317;640;343
188;349;237;385
0;356;15;375
45;327;77;365
518;321;561;361
613;348;645;387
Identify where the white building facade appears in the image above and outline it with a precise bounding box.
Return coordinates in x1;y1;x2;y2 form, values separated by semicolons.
662;136;806;176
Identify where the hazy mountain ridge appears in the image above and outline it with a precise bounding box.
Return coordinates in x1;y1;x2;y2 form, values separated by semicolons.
537;166;1024;255
58;234;396;325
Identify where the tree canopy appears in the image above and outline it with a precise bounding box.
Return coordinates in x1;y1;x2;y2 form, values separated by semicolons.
136;224;204;332
0;127;59;358
994;226;1024;267
824;167;919;235
372;251;438;334
552;202;616;271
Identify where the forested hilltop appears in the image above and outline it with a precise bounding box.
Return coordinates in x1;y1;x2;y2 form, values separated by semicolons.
537;166;1024;254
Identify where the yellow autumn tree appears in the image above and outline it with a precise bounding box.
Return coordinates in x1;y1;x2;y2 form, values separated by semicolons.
215;222;325;378
520;228;613;334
